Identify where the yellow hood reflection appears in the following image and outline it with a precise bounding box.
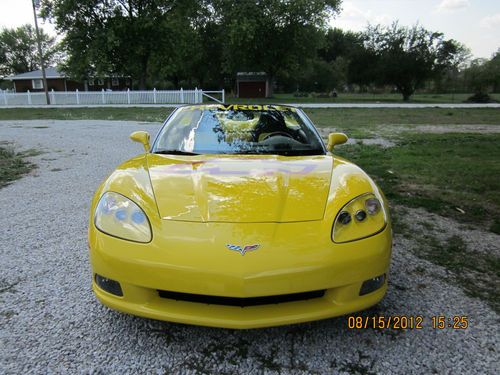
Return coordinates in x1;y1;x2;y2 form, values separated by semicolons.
147;154;333;223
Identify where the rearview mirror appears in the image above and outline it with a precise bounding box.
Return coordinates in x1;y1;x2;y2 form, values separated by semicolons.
130;131;151;152
326;133;348;152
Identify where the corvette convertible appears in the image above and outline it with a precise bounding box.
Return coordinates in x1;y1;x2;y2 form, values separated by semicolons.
89;104;392;329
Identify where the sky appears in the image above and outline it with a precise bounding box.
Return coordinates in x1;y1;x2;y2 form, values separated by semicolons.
331;0;500;58
0;0;499;59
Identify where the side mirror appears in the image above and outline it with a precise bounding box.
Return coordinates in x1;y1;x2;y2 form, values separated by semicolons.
130;131;150;152
326;132;348;152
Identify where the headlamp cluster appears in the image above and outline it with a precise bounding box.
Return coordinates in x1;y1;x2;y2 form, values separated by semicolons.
94;192;152;243
332;193;386;243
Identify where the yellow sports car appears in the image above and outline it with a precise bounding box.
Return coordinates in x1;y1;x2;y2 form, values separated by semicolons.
89;104;392;329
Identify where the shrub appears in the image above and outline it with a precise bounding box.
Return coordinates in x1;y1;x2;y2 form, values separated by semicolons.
293;92;309;97
465;93;497;103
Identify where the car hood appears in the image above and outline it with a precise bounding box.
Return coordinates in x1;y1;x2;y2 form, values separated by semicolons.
147;154;333;223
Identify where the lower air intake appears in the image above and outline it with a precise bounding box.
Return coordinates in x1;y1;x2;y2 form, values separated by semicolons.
158;289;326;307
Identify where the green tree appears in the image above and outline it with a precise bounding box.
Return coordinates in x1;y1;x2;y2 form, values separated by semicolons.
42;0;201;89
464;51;500;98
288;56;348;92
363;23;468;101
486;50;500;92
465;58;489;94
433;39;471;93
314;28;365;91
319;28;363;63
189;21;225;89
0;24;59;76
211;0;341;94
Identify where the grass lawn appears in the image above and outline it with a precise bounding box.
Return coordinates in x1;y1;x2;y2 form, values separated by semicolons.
226;92;500;104
306;108;500;138
0;107;173;122
0;145;40;188
2;106;498;140
413;230;499;311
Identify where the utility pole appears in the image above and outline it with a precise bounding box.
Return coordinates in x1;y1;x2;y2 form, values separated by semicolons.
31;0;50;105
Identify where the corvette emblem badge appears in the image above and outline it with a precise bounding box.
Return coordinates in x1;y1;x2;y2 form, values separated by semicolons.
226;244;260;256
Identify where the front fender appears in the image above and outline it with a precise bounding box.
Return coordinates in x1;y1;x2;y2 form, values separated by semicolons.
89;154;160;237
324;155;390;230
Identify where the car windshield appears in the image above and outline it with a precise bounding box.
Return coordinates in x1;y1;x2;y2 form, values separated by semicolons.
153;105;325;156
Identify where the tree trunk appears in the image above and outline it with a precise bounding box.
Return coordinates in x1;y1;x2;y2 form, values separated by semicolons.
267;75;274;98
138;54;149;90
172;75;180;89
138;76;146;90
400;85;414;102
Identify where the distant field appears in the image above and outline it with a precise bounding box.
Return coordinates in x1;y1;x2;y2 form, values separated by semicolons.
0;107;173;122
227;92;500;104
306;107;500;138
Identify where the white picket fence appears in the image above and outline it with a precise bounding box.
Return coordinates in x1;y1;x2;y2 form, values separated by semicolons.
0;88;225;106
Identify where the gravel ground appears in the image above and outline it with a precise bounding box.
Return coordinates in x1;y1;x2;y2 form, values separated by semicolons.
381;124;500;135
1;120;499;374
318;124;500;148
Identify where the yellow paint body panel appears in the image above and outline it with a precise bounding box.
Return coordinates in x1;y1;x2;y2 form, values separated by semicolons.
147;154;333;222
89;152;392;329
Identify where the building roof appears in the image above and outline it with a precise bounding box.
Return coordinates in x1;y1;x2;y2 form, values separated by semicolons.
236;72;268;81
8;67;65;81
236;72;266;76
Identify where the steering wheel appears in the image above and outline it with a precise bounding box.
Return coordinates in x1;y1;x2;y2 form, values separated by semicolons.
261;131;294;141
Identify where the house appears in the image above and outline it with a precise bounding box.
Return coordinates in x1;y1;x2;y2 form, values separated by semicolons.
8;67;82;92
236;72;271;98
8;67;131;92
84;76;131;92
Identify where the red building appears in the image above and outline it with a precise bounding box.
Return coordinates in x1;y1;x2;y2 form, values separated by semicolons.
236;72;271;98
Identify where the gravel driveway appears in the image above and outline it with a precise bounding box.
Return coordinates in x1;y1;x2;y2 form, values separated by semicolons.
1;120;498;374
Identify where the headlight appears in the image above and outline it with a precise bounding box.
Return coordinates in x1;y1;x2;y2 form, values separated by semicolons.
94;192;152;243
332;193;386;243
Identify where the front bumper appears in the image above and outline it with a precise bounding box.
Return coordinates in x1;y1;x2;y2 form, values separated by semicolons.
89;220;392;329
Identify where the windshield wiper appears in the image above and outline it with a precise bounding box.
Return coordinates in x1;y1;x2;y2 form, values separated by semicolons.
154;149;200;156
